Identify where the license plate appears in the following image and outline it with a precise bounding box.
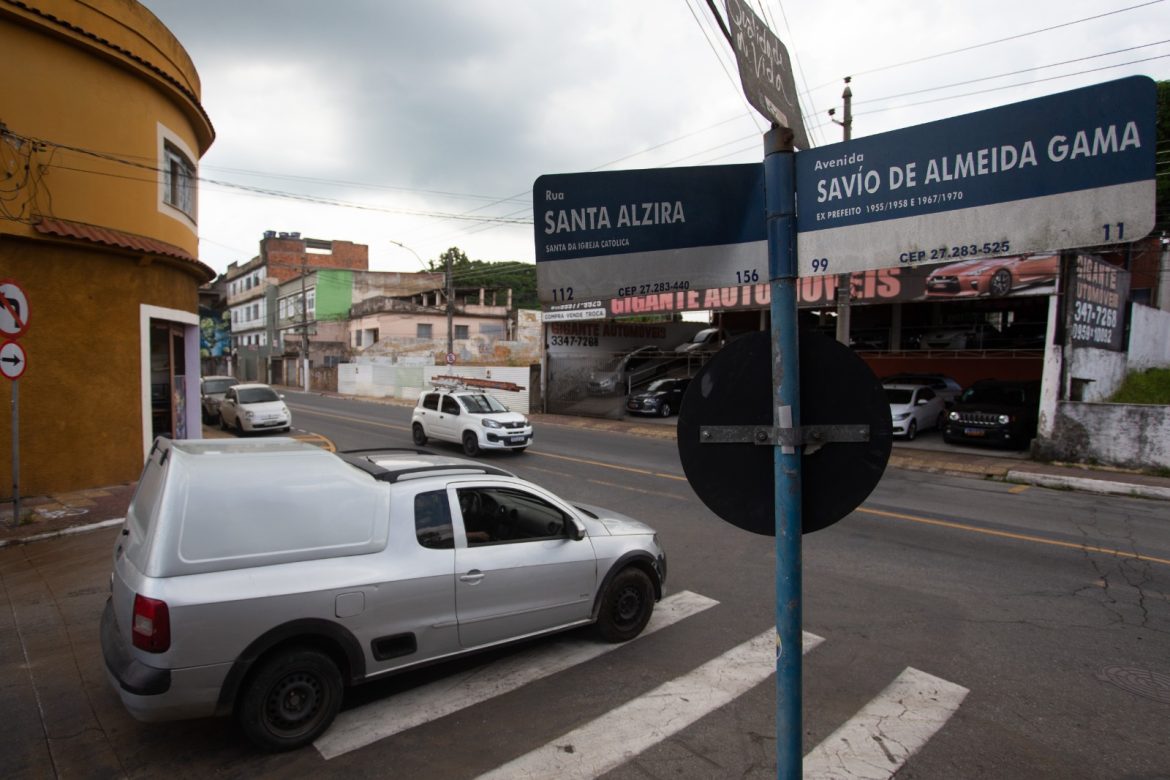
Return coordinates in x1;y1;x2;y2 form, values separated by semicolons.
509;437;524;445
963;428;985;437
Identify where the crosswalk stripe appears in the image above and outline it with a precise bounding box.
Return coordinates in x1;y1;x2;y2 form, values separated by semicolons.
803;667;969;779
315;589;719;759
474;629;826;780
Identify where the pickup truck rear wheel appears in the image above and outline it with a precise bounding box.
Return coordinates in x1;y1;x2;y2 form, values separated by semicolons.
237;647;343;752
595;567;654;642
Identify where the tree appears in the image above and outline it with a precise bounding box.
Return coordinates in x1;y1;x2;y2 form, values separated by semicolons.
427;247;539;309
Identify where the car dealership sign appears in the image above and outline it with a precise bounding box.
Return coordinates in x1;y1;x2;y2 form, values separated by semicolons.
796;76;1157;277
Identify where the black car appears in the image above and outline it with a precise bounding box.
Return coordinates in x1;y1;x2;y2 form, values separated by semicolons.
943;379;1041;450
626;377;691;418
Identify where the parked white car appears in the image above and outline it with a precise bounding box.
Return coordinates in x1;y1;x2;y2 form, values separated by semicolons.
882;373;964;407
411;387;532;456
101;439;665;751
884;383;946;440
218;383;291;434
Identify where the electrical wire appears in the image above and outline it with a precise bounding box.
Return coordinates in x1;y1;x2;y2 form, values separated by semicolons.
811;0;1166;89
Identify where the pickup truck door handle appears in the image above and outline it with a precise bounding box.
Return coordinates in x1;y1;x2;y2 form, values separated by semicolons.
459;570;485;584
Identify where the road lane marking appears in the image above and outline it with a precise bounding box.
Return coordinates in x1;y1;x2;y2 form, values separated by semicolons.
535;450;688;481
475;629;825;780
585;478;692;501
286;404;408;431
803;667;969;779
1008;484;1030;494
858;507;1170;567
315;590;719;759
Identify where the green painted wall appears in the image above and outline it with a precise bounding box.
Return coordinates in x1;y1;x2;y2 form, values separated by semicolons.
317;269;354;321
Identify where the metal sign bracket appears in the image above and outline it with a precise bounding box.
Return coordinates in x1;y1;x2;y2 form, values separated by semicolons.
699;424;871;447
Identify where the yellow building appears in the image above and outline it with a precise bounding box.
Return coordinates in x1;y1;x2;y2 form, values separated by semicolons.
0;0;215;498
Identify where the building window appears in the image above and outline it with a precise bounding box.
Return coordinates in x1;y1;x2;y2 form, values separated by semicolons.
454;325;469;340
417;323;433;339
163;142;196;217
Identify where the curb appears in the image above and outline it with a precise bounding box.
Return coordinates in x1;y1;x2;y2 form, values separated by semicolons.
0;517;124;548
1005;470;1170;501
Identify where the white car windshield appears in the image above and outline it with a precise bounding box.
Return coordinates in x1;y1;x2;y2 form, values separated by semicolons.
203;378;237;394
460;393;508;413
885;388;914;405
238;387;280;404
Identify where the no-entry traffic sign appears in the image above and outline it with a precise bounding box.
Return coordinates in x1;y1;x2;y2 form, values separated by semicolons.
796;76;1157;277
0;280;30;338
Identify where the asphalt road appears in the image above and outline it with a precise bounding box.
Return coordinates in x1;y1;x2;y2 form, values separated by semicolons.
2;390;1168;778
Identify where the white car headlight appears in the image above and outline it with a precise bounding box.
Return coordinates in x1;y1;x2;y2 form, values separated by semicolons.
893;412;911;420
483;419;503;429
948;411;959;421
997;414;1011;424
245;410;254;420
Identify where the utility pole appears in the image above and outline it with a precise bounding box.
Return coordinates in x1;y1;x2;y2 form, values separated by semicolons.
829;77;853;346
300;258;310;393
446;251;454;357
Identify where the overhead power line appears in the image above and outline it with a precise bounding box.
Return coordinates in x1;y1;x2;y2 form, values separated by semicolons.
814;0;1166;88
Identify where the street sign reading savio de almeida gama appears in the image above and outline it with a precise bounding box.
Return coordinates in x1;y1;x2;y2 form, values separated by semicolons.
796;76;1157;277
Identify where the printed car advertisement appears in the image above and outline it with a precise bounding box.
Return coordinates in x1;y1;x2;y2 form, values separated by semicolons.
599;253;1063;319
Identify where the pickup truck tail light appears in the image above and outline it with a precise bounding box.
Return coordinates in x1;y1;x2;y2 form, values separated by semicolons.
132;594;171;652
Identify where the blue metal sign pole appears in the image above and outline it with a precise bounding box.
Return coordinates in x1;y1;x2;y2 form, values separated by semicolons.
764;126;802;777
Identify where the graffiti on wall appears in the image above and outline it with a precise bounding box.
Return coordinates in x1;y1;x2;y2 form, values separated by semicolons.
199;307;231;357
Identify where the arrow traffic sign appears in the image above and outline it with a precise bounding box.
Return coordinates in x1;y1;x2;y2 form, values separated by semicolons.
1;340;27;380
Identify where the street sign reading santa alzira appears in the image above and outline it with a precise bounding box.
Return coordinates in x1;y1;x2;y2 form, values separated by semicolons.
796;76;1157;277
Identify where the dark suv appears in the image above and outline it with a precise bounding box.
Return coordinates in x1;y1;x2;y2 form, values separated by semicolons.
943;379;1041;450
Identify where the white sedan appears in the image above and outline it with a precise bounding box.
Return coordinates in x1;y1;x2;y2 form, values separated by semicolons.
885;383;946;440
218;383;292;434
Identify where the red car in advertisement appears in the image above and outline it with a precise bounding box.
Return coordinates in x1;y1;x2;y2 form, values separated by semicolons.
925;254;1058;298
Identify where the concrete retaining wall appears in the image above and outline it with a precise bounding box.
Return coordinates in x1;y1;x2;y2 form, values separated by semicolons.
1066;347;1127;402
1129;303;1170;370
1036;401;1170;470
337;362;536;413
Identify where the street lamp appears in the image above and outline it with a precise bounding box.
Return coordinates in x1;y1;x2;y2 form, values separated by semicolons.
389;240;452;357
388;240;428;270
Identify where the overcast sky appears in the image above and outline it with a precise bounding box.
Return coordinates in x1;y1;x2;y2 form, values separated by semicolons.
138;0;1169;276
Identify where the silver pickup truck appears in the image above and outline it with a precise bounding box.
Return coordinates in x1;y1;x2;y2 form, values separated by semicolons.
101;437;666;751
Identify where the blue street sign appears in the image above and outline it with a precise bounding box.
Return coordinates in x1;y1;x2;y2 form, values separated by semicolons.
533;164;766;305
796;76;1157;276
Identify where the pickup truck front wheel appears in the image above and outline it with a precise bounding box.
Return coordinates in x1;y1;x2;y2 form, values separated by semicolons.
237;647;343;752
595;567;654;642
462;431;480;457
412;423;428;446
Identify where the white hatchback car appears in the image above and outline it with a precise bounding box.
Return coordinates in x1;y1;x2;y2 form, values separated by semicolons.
411;387;532;456
218;383;292;434
885;383;946;440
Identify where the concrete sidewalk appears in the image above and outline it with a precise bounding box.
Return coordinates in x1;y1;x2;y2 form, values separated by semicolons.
3;412;1168;548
